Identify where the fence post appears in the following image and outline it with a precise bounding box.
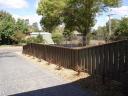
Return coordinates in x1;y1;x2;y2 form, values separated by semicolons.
102;45;106;84
75;49;81;75
22;40;128;84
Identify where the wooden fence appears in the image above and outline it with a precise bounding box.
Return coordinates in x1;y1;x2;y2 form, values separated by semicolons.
23;39;128;82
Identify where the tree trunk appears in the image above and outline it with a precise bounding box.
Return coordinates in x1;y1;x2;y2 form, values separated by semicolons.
82;34;87;46
1;35;6;44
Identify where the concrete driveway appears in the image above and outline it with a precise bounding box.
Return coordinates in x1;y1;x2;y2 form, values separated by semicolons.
0;47;92;96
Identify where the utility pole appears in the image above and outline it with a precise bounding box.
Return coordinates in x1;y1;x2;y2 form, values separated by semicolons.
108;14;112;36
107;13;115;41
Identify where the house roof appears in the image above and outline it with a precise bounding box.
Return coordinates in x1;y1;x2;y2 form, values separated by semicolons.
73;31;81;35
30;32;51;35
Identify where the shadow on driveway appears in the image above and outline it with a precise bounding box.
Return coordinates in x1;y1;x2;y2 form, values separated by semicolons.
10;75;127;96
10;79;92;96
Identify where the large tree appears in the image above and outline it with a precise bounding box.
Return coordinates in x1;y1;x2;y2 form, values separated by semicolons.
113;17;128;40
0;11;15;44
37;0;67;32
32;22;39;32
37;0;121;45
94;19;120;41
0;11;29;44
15;19;28;34
106;19;120;35
11;19;28;43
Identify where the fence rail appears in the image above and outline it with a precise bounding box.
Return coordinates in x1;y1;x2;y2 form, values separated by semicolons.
23;39;128;82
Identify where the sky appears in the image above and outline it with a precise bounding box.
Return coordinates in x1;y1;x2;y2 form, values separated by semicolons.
94;0;128;29
0;0;41;28
0;0;128;30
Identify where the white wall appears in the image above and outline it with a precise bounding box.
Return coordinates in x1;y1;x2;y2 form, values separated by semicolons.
30;32;54;44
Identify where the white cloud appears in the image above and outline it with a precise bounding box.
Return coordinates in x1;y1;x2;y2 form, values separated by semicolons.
93;6;128;29
0;0;28;9
111;6;128;16
13;14;42;29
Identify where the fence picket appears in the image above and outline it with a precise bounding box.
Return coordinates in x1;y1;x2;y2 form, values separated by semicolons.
23;39;128;82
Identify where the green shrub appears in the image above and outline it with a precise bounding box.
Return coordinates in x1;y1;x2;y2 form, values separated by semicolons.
26;37;35;44
26;35;44;44
52;32;63;44
36;34;44;43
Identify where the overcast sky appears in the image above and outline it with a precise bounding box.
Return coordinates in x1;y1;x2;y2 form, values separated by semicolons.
0;0;128;30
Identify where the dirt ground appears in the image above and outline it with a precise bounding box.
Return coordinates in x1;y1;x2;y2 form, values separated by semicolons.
16;51;89;83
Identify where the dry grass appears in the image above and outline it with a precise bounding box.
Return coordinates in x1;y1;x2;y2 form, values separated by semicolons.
16;52;89;83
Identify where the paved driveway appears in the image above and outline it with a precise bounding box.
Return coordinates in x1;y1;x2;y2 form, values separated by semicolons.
0;47;92;96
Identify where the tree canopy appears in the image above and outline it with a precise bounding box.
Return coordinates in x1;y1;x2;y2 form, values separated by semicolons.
37;0;121;45
0;11;29;44
94;17;128;41
94;19;120;40
113;17;128;40
0;11;15;44
37;0;67;32
15;19;28;34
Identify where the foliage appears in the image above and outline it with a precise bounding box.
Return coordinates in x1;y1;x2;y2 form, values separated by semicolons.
0;11;42;45
0;11;30;44
26;35;44;44
112;17;128;40
95;17;128;41
36;34;44;43
94;19;120;41
63;0;121;45
31;22;40;32
11;32;25;43
25;20;39;32
11;19;29;43
95;26;108;40
15;19;28;34
52;33;63;44
37;0;66;32
63;29;73;41
106;19;120;35
52;27;63;44
37;0;121;45
26;37;36;44
0;11;15;44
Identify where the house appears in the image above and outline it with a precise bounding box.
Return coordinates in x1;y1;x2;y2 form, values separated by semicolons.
30;32;54;44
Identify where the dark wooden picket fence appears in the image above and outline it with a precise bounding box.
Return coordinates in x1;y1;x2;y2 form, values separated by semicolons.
23;39;128;82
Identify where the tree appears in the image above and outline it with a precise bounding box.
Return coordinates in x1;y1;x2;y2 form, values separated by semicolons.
95;18;128;41
11;32;25;44
112;17;128;40
11;19;28;43
37;0;121;45
94;19;120;41
32;22;39;32
52;26;63;44
94;26;108;40
0;11;15;44
106;19;120;35
63;29;73;41
36;34;44;43
62;0;121;45
15;19;28;34
0;11;30;44
25;19;29;26
26;35;44;44
37;0;66;32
